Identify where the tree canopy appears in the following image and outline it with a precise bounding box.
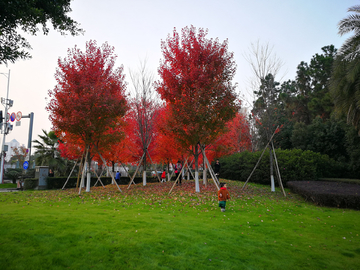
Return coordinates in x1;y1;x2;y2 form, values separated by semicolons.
0;0;83;64
330;5;360;133
46;40;128;157
156;25;239;148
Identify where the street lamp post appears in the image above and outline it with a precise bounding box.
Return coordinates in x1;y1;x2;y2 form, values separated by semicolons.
0;69;13;184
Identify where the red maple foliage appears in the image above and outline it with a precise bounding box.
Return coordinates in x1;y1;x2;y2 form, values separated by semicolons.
156;105;187;166
58;136;83;161
155;26;240;192
47;40;128;162
208;112;252;158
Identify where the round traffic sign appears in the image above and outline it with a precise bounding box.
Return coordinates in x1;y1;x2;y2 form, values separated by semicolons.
23;161;29;170
16;111;22;121
10;112;16;122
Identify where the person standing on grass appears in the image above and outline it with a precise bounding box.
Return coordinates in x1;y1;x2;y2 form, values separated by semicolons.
214;159;220;177
115;171;121;184
218;182;230;212
161;170;166;182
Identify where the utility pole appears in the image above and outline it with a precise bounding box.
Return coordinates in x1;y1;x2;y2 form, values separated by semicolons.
0;70;13;184
21;112;34;167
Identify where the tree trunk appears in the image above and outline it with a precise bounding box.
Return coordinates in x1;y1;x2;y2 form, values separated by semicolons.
202;147;208;187
270;145;275;192
86;149;91;192
194;144;200;192
143;151;147;186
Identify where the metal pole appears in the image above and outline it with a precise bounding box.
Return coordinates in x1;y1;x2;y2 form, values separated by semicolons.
28;112;34;167
0;70;10;184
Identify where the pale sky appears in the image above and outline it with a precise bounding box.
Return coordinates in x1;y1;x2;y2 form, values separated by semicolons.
0;0;356;154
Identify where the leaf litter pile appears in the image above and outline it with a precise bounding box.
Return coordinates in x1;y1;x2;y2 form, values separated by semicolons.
3;180;300;212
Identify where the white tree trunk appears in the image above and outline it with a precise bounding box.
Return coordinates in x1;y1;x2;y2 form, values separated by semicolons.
195;171;200;192
86;170;91;192
143;170;147;186
203;167;207;185
271;175;275;192
81;162;86;188
270;147;275;192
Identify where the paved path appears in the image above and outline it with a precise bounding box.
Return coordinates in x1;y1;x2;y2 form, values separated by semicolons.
0;188;20;192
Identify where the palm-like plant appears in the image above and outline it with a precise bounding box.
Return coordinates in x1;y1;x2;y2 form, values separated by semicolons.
338;5;360;60
33;130;66;176
330;5;360;133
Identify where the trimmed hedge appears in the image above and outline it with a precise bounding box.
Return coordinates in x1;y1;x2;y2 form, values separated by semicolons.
219;149;347;187
24;178;38;190
287;181;360;210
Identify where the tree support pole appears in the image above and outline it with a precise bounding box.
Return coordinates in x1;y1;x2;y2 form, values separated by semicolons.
78;148;89;195
127;152;145;189
95;148;122;192
62;159;79;190
168;157;188;195
242;126;279;190
200;145;220;190
183;159;195;180
93;166;106;188
271;141;286;197
147;150;162;182
76;150;86;189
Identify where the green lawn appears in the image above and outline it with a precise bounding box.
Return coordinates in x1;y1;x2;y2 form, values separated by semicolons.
0;183;17;189
0;180;359;269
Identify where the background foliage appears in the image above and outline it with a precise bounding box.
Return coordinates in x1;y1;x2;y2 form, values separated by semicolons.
218;149;349;186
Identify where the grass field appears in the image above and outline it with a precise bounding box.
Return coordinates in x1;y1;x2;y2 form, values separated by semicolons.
0;183;17;189
0;180;359;269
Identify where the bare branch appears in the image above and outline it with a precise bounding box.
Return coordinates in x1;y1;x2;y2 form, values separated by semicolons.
243;40;287;89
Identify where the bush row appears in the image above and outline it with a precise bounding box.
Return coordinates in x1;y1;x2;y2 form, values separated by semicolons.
218;149;350;187
287;181;360;210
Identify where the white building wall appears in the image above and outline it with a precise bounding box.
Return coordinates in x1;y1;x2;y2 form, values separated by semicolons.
5;139;24;162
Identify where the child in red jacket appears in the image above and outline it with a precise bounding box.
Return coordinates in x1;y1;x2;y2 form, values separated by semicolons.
161;170;166;182
218;183;230;212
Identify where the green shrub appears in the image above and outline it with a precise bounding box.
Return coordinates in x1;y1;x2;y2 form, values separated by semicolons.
219;149;348;186
4;168;22;184
24;178;38;190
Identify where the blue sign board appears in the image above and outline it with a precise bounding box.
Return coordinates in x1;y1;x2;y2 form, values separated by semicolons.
23;161;29;170
10;112;16;122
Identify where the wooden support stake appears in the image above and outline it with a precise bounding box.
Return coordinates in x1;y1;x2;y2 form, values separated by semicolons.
93;166;106;188
183;159;195;180
78;147;89;195
147;150;162;182
168;157;188;195
242;126;279;190
95;148;122;192
127;152;145;189
271;141;286;197
200;145;220;190
76;150;86;189
62;159;79;190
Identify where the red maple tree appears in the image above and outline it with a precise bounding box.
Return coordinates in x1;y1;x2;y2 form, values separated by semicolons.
155;26;240;192
47;40;128;186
